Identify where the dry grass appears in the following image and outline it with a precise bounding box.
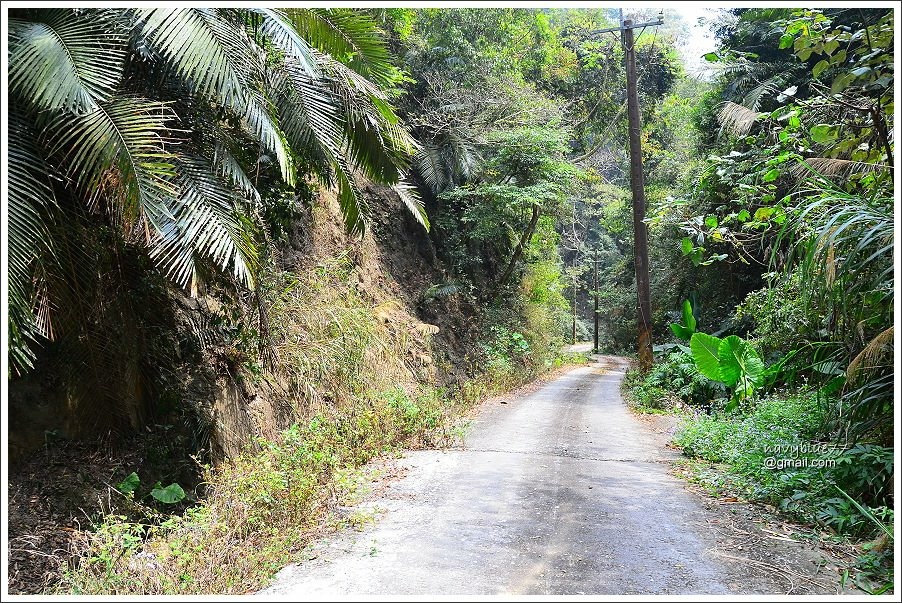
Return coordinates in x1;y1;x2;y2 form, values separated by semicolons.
58;249;562;594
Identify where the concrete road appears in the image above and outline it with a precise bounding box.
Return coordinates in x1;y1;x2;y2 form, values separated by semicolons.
565;341;593;354
262;357;839;596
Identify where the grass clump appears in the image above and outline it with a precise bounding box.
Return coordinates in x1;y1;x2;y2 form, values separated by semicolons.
61;385;456;595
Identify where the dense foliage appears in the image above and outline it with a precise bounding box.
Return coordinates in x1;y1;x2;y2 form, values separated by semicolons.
623;7;894;590
5;6;895;595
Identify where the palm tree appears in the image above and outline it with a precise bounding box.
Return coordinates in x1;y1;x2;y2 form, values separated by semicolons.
7;7;427;374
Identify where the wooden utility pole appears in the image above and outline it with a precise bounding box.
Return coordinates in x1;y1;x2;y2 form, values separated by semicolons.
593;248;599;354
592;14;659;372
572;275;578;345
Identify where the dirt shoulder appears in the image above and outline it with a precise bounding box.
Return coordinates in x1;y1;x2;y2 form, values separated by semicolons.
634;410;859;595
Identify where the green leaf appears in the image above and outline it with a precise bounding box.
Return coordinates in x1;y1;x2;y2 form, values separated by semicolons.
690;332;723;382
737;209;751;222
831;72;855;94
812;59;830;78
681;299;696;333
680;237;693;256
703;51;719;62
670;324;693;341
718;335;766;389
698;253;727;266
810;124;838;144
724;397;740;413
778;33;794;49
762;169;780;182
754;207;775;221
690;249;704;266
117;472;140;495
716;335;743;387
151;483;186;504
704;215;718;229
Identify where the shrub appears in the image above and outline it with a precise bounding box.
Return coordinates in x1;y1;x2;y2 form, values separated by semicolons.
623;349;724;410
675;390;893;537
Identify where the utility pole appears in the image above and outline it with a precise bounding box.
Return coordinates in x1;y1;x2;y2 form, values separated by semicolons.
572;274;577;345
592;13;660;373
593;248;599;354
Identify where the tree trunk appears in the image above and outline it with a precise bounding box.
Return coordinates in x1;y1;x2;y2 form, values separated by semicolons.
490;204;541;303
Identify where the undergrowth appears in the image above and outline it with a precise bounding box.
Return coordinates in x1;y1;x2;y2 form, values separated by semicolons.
61;385;456;594
674;391;894;592
60;251;576;594
622;352;894;592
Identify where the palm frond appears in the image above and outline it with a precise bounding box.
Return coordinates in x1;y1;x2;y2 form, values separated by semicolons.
741;71;790;112
783;187;893;444
283;8;397;87
8;10;125;113
393;181;429;229
321;53;416;154
133;8;254;107
150;158;258;292
213;141;261;203
792;157;889;180
254;8;320;77
241;89;296;185
448;129;481;182
43;96;179;235
135;9;300;186
414;144;448;193
333;157;368;235
270;59;343;162
7;111;59;374
717;101;764;137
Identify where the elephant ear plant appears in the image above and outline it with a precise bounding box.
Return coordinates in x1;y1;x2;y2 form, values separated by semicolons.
689;332;767;412
669;299;697;341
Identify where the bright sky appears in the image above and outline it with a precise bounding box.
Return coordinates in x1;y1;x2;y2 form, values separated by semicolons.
677;6;721;77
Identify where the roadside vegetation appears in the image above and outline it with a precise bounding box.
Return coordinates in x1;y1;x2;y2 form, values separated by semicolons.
7;7;592;594
621;8;894;594
56;241;583;595
6;6;893;596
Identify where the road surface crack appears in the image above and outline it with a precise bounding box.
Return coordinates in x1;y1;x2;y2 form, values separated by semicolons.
461;446;672;464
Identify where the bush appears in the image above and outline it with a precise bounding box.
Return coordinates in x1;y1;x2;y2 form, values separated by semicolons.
675;390;894;537
622;350;724;410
